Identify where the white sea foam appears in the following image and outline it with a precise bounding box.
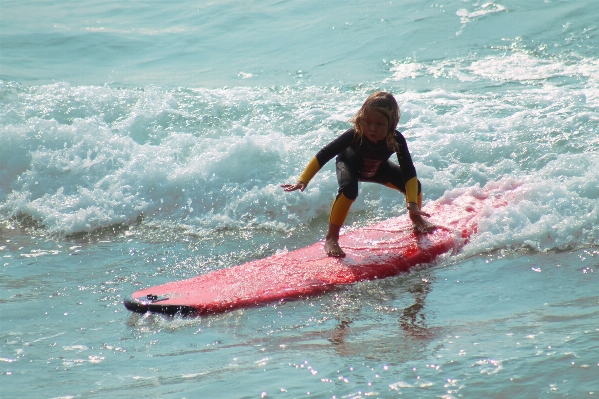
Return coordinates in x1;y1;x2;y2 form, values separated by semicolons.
1;15;599;254
1;73;598;254
456;3;508;25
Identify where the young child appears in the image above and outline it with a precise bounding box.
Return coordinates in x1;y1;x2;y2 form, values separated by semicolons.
282;91;434;257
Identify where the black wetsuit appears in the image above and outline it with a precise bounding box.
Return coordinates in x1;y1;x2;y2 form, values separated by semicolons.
314;128;419;200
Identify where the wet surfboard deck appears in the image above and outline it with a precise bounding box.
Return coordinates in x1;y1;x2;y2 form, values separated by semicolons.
124;189;505;316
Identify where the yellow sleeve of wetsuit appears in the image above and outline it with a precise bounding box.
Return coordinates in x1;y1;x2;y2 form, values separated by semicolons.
298;157;321;185
405;177;419;204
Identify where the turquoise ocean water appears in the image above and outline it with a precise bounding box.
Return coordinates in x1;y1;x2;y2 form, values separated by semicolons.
1;0;598;397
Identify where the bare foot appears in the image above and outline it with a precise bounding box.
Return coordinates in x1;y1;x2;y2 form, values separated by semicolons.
325;223;346;257
325;236;346;257
410;213;436;233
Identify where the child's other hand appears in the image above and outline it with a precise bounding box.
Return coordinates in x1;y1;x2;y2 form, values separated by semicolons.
407;202;430;218
281;182;307;192
407;202;435;233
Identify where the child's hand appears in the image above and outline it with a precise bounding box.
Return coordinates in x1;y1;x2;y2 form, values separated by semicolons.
407;202;430;218
281;182;307;192
407;202;435;232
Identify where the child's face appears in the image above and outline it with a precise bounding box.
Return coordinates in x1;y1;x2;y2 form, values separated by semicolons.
360;110;389;142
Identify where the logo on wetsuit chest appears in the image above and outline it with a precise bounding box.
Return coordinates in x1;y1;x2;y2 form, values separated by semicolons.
361;158;382;177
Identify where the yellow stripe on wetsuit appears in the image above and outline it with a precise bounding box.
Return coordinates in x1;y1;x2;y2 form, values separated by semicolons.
329;193;354;226
298;157;321;185
384;176;419;204
404;177;419;204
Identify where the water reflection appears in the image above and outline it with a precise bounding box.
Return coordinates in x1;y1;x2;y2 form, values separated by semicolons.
399;276;432;338
327;272;440;360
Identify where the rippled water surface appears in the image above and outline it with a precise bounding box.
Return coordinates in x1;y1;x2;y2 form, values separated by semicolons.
1;0;598;397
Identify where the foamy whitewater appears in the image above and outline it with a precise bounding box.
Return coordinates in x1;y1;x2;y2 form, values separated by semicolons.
1;0;598;398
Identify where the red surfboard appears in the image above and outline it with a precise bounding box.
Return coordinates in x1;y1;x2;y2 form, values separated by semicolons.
124;189;506;316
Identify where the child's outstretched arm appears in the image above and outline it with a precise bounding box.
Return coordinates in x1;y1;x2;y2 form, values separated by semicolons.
281;129;355;194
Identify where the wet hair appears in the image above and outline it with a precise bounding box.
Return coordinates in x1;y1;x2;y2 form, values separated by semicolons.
351;91;401;151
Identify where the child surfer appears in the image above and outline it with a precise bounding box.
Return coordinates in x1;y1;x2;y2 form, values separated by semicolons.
281;91;434;257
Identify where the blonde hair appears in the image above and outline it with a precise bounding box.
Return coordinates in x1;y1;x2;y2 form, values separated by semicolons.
351;92;401;152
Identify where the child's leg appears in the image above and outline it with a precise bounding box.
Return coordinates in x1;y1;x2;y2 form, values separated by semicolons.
326;160;359;257
376;161;421;203
329;192;355;226
383;182;423;208
326;193;354;257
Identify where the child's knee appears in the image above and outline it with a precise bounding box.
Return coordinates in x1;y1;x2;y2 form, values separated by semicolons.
340;185;358;201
